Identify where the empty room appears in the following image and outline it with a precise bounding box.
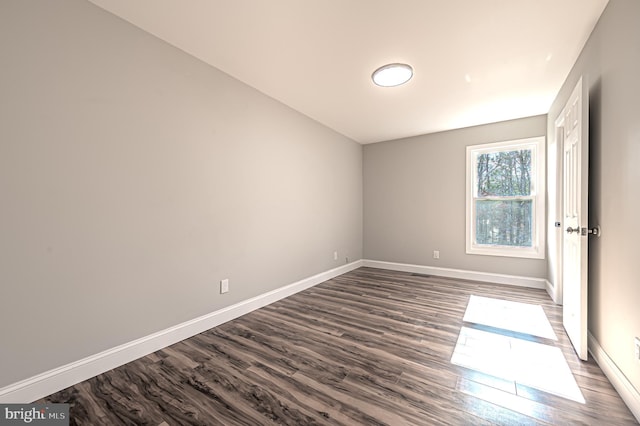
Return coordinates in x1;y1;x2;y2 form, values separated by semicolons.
1;0;639;425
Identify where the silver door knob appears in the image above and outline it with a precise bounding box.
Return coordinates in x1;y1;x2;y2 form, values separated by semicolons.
586;226;601;237
566;226;580;234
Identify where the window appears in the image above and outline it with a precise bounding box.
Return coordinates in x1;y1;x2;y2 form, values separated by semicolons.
466;137;545;259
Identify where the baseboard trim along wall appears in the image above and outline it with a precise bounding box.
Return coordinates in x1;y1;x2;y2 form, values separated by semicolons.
588;332;640;422
362;259;547;289
545;279;558;303
0;260;364;404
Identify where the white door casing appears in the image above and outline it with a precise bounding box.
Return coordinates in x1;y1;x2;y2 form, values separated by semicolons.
560;77;589;361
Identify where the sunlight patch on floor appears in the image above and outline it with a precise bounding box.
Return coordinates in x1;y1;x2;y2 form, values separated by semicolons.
463;295;557;340
451;297;585;404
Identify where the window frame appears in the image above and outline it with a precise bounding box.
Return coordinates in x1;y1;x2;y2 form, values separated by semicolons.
465;136;545;259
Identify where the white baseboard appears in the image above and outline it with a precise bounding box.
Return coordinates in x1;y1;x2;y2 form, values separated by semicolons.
588;332;640;422
0;260;363;404
362;259;546;289
545;279;559;303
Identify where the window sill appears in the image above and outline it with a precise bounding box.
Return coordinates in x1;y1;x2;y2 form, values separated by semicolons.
466;245;545;259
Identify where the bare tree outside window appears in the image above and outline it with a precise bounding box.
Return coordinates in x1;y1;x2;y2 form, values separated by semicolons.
475;149;533;247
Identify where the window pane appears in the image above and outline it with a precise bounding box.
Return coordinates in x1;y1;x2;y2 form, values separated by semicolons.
476;149;532;197
475;200;532;247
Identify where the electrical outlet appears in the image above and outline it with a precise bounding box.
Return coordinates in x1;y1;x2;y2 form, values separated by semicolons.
635;337;640;362
433;250;440;259
334;251;338;261
220;279;229;294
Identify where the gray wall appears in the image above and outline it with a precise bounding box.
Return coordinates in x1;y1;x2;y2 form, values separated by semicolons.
547;0;640;394
363;115;547;278
0;0;362;388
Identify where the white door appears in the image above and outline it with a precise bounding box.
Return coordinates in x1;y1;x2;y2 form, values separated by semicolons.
561;77;589;360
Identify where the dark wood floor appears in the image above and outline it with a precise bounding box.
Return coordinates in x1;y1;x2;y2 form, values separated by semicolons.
41;267;638;425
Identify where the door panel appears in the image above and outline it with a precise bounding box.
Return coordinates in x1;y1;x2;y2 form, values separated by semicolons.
561;77;588;361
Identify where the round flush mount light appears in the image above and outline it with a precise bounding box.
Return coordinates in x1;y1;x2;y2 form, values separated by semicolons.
372;63;413;87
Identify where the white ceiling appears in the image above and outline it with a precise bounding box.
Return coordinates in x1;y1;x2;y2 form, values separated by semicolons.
88;0;609;144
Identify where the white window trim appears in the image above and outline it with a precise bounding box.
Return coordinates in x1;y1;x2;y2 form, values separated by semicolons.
465;136;546;259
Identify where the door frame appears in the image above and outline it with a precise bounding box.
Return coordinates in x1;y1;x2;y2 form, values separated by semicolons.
549;119;565;305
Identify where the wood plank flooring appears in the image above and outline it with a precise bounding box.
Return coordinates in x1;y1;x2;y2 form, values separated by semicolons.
41;267;638;425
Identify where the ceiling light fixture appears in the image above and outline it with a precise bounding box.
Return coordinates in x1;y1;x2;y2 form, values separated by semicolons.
372;63;413;87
